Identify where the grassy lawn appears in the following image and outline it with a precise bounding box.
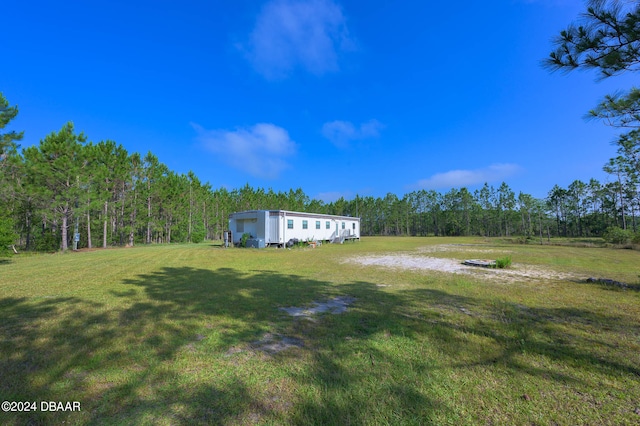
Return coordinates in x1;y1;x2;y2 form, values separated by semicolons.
1;237;639;425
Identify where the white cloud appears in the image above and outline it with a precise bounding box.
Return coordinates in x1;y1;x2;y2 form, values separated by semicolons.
415;164;522;190
243;0;355;79
193;122;297;179
322;119;383;148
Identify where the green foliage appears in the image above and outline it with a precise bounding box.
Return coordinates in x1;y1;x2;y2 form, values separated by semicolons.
495;255;512;269
514;236;532;244
547;2;640;224
0;92;23;159
589;88;640;128
240;232;251;248
0;93;23;254
0;213;16;257
23;122;87;251
191;230;206;244
603;226;635;244
545;0;640;146
33;231;59;252
546;1;640;78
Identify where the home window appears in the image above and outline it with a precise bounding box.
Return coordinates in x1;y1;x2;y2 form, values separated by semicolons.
352;223;356;230
342;222;345;229
237;220;244;232
287;219;293;229
302;220;308;229
316;221;321;229
326;221;330;229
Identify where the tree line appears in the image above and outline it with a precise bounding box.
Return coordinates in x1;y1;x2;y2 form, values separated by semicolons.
0;114;325;252
1;97;638;254
325;180;638;239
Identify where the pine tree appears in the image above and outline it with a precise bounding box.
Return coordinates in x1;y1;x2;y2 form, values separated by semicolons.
0;93;23;255
547;1;640;216
23;123;87;251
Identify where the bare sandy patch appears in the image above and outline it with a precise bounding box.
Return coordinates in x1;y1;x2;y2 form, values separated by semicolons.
345;252;583;283
351;255;467;274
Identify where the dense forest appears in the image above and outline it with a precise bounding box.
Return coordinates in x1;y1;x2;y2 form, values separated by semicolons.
1;91;639;254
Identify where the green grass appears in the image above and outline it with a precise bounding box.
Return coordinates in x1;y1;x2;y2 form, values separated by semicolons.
1;237;639;425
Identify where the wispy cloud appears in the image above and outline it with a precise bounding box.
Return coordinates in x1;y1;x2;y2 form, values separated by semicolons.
322;119;383;148
193;122;297;179
414;164;522;190
242;0;355;79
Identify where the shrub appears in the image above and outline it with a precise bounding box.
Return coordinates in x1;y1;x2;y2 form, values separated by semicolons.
603;226;634;244
33;231;59;252
0;215;17;257
191;230;206;243
240;233;251;248
495;256;512;269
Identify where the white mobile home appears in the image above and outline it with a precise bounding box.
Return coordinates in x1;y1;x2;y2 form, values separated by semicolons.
229;210;360;247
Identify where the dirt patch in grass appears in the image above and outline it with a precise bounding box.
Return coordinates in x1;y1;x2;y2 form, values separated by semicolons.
279;296;356;318
225;297;356;357
346;245;583;283
250;333;304;354
224;334;305;357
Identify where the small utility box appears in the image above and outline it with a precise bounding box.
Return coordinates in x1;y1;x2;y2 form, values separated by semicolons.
246;238;265;249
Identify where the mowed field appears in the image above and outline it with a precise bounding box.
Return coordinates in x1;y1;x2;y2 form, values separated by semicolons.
1;237;639;425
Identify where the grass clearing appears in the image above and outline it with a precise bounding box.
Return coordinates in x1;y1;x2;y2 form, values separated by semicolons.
1;237;639;424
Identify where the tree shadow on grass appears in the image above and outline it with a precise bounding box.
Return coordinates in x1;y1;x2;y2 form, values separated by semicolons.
279;282;455;424
115;269;448;423
0;268;445;425
397;288;640;382
2;267;638;425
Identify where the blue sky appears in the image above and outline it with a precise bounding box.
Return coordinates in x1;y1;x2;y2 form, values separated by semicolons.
4;0;635;201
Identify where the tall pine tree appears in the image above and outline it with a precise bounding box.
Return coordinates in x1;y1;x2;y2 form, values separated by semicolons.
0;93;23;255
23;122;87;251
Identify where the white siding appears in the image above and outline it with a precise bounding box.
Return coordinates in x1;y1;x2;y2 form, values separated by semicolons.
229;210;360;246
